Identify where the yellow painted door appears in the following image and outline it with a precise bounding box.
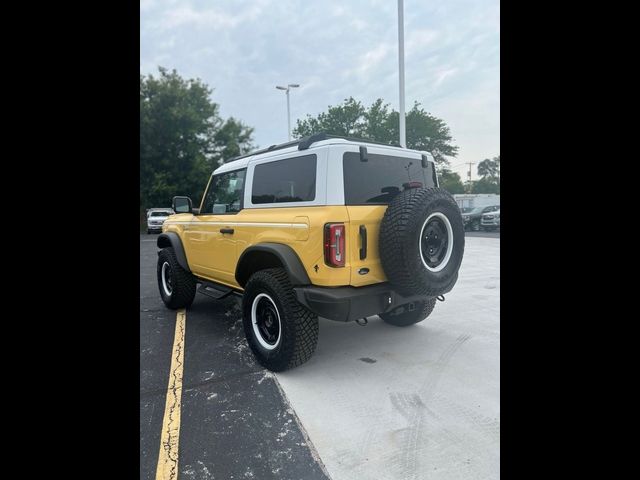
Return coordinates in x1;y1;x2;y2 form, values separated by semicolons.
184;215;238;287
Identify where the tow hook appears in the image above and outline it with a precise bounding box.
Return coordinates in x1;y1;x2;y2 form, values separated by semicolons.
436;295;445;302
355;318;368;326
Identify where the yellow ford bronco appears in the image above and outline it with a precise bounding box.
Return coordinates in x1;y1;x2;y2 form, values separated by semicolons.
157;133;465;371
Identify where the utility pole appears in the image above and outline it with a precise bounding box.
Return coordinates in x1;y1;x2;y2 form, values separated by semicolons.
466;162;475;193
397;0;406;148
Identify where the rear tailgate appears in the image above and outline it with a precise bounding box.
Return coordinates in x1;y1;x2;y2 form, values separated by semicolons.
346;205;388;286
338;144;436;287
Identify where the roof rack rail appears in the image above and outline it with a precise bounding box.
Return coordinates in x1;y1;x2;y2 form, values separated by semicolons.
298;133;400;150
225;132;401;163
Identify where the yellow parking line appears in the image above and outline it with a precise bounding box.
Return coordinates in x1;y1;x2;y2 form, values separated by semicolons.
155;309;186;480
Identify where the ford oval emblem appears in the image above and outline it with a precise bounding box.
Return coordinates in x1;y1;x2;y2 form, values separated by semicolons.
358;268;370;275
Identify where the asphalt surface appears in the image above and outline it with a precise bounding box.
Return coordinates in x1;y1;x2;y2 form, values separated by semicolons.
140;235;329;480
276;236;500;479
465;230;500;239
141;233;500;480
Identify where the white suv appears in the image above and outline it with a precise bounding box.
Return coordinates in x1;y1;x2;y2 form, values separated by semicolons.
147;209;173;234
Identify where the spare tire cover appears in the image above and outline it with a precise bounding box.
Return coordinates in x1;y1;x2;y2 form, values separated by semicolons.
379;187;465;297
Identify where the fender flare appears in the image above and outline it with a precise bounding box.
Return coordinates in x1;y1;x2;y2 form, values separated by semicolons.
157;232;191;272
236;243;311;287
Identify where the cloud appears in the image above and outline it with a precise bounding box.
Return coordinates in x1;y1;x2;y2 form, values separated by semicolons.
141;0;500;165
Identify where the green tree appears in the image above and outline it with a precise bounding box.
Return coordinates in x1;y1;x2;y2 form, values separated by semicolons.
438;168;465;194
471;177;500;194
215;117;255;162
140;67;254;211
293;97;458;166
475;155;500;193
477;156;500;183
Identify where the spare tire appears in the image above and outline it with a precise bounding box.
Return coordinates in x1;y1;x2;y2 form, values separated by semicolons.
380;187;464;297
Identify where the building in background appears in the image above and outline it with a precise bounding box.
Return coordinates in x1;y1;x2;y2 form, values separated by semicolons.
454;194;500;210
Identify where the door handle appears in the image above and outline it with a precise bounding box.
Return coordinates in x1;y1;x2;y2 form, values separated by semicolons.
220;228;234;234
359;225;367;259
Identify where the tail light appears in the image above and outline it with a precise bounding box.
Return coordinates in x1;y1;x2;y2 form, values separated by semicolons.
324;223;345;267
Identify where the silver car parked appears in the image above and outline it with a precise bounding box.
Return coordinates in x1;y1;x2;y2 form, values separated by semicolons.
481;209;500;231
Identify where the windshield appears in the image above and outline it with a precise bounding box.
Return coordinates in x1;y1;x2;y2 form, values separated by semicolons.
150;211;170;217
469;207;485;214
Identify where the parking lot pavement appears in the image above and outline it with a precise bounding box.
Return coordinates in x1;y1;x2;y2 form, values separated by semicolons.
140;235;330;480
275;236;500;480
466;230;500;239
141;233;499;480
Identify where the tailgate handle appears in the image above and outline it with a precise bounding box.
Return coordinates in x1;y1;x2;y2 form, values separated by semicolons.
359;225;367;259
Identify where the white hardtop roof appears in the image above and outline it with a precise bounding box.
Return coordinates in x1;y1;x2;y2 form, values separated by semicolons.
213;138;433;176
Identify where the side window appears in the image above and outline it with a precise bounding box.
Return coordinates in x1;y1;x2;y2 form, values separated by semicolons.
251;154;317;204
201;169;246;214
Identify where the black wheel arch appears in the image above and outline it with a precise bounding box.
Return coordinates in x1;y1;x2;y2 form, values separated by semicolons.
157;232;191;272
236;243;311;288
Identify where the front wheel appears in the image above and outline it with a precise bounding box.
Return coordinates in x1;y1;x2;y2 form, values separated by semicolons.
379;298;437;327
157;247;197;309
242;268;318;371
471;219;481;231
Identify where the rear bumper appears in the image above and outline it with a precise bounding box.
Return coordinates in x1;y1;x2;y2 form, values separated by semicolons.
294;283;432;322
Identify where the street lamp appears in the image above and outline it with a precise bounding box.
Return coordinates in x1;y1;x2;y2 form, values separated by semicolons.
276;83;300;141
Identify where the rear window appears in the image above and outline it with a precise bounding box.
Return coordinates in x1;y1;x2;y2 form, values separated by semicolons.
150;211;170;217
251;154;317;204
343;152;436;204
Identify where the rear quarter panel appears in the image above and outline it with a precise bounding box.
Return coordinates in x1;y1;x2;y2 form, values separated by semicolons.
235;206;352;287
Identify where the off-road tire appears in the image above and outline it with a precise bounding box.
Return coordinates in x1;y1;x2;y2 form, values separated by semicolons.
380;187;464;297
157;247;197;309
242;268;318;372
379;298;437;327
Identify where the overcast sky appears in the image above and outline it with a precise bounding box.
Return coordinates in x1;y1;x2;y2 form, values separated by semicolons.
140;0;499;180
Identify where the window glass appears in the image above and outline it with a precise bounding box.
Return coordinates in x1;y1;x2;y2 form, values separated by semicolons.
251;155;317;204
343;152;436;204
201;169;246;214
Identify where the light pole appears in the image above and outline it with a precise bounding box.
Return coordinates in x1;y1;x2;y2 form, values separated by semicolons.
276;83;300;141
397;0;406;148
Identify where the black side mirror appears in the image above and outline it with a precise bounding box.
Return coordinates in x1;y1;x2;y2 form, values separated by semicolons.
172;196;193;214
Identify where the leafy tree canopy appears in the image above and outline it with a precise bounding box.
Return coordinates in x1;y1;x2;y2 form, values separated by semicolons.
438;168;465;194
140;67;255;210
293;97;458;166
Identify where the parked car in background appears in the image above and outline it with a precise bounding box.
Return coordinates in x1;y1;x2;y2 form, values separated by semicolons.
481;209;500;231
147;209;174;234
462;205;499;231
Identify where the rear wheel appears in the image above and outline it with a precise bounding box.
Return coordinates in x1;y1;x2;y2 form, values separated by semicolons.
242;268;318;371
379;298;437;327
